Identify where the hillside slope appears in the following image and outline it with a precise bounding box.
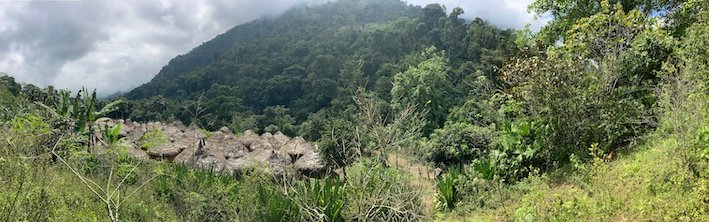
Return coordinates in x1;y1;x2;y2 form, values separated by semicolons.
126;0;422;100
439;133;708;221
121;0;514;132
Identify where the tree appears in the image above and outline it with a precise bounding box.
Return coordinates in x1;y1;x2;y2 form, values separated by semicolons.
529;0;683;44
119;0;513;138
443;8;467;59
426;122;493;168
391;46;453;134
499;1;663;165
0;73;21;96
261;105;297;135
422;4;446;27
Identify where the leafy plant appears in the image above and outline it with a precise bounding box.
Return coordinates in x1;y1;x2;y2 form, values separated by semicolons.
695;126;709;161
9;113;51;136
426;122;492;167
152;164;245;221
472;158;496;180
8;113;53;156
38;87;122;134
293;177;346;222
436;167;461;211
344;158;425;221
139;128;168;150
257;185;297;222
490;118;544;182
103;123;122;146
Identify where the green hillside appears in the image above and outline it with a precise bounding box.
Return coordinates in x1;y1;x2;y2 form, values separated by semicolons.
122;0;515;134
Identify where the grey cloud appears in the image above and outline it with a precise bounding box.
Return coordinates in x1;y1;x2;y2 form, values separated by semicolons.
0;0;328;95
0;1;111;86
0;0;545;96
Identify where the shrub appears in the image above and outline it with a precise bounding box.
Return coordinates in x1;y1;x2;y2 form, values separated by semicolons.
154;164;243;221
318;116;372;169
152;164;306;221
257;183;298;221
139;128;168;150
0;87;20;121
453;165;520;213
426;122;493;167
8;113;54;156
490;118;545;183
497;2;666;175
115;160;140;186
471;158;495;181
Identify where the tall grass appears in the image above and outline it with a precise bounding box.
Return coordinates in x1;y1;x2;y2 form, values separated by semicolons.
291;177;346;222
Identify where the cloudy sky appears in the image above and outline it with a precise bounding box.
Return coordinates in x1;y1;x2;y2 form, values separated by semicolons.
0;0;549;96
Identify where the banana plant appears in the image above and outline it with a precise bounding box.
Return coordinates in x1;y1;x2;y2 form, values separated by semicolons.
57;90;74;118
39;87;122;134
36;89;74;119
77;88;122;133
103;123;122;146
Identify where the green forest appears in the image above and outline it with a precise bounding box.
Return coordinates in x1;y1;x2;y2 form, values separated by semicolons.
1;0;708;221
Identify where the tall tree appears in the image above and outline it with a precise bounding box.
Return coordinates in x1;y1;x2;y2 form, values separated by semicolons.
391;47;453;134
530;0;683;44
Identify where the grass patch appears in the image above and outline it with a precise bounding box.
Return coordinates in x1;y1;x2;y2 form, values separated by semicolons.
440;133;709;221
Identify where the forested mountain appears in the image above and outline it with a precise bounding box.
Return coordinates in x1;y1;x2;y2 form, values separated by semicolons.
122;0;514;134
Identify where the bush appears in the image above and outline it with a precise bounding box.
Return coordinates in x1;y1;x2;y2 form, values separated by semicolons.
497;3;666;174
454;165;518;212
154;164;244;221
489;118;545;183
139;128;168;150
318;116;372;169
426;122;493;167
8;113;54;155
256;182;298;221
695;126;709;161
0;87;20;121
152;164;304;221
